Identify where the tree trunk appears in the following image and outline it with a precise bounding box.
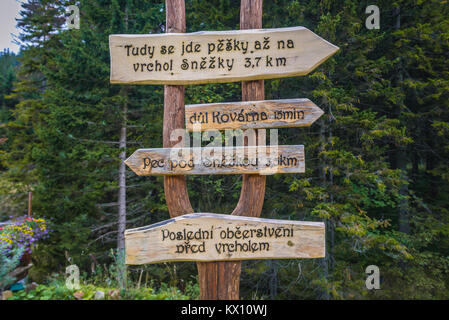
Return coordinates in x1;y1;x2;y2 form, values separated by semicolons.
269;260;278;299
117;105;127;252
117;4;129;290
117;97;127;289
318;115;330;300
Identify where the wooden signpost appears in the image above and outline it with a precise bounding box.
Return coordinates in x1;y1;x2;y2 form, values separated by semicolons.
125;213;325;265
186;98;324;131
109;0;338;300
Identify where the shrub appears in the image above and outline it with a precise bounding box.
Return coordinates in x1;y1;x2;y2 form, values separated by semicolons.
0;243;24;291
7;281;199;300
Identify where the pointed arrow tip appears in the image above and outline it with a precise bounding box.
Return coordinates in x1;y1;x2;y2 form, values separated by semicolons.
124;153;136;169
306;100;325;125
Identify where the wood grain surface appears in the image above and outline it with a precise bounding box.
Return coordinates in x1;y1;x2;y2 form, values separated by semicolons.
125;145;305;176
109;26;339;85
186;98;323;131
125;213;325;264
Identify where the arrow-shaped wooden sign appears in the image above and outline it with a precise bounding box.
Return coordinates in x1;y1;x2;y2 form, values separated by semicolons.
125;145;304;176
109;26;339;85
186;98;324;131
125;213;325;265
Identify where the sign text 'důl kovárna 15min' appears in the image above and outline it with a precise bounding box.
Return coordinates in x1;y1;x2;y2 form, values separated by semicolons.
185;98;324;131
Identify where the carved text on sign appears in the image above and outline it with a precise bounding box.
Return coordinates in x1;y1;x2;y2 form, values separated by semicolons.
124;145;305;176
186;98;324;131
110;27;339;85
125;213;325;264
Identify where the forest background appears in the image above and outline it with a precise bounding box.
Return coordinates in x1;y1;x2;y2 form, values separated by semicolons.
0;0;448;299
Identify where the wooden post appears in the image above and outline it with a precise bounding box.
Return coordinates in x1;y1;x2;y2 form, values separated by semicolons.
232;0;266;219
163;0;266;299
163;0;194;218
196;0;266;300
28;192;32;218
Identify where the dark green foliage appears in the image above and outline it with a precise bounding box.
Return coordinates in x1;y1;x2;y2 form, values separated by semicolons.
0;244;24;291
0;50;18;112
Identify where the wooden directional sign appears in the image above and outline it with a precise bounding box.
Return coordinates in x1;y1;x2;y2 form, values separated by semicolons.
109;26;339;85
125;145;304;176
125;213;325;265
186;98;324;131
